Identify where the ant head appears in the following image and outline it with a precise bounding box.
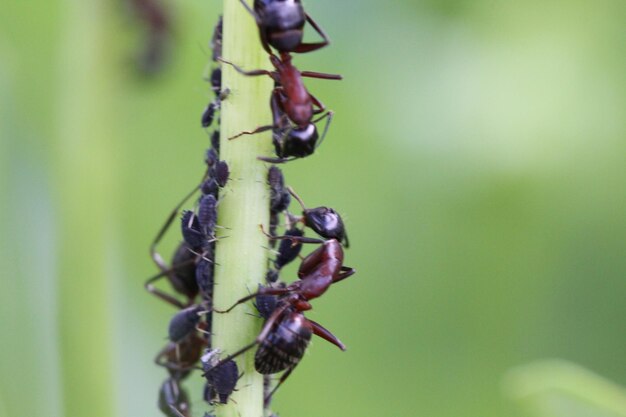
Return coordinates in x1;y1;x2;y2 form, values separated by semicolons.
303;207;348;246
277;123;318;158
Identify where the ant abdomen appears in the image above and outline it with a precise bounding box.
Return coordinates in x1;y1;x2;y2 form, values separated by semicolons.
255;310;312;374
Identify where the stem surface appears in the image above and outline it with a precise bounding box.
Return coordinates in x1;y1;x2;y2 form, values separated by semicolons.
212;1;274;417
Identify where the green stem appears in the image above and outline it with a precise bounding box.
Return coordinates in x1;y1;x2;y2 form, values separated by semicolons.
55;0;117;416
212;1;274;417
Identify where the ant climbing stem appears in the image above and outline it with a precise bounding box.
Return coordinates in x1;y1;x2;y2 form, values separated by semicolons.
214;226;355;315
219;53;340;162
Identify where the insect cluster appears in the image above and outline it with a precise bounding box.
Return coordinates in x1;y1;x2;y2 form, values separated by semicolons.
146;2;355;416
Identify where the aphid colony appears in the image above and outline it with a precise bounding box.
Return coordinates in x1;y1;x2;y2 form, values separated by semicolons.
146;2;355;416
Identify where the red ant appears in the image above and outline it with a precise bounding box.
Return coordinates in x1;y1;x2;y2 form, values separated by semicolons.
239;0;331;56
220;53;341;163
206;234;355;403
127;0;172;75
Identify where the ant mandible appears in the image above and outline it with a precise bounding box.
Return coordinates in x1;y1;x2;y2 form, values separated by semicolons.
239;0;331;56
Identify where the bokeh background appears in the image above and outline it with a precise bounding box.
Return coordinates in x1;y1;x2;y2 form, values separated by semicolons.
1;0;625;417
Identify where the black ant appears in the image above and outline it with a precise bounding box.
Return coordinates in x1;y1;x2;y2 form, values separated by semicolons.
221;53;340;163
239;0;330;55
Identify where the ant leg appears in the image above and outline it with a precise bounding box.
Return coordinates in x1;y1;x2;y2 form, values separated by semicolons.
310;319;346;351
150;180;204;277
144;260;196;309
167;405;187;417
264;366;296;407
286;186;306;210
218;58;275;78
291;13;330;54
228;124;274;140
334;266;356;283
309;111;334;149
309;93;327;115
205;304;290;373
260;225;325;245
300;71;342;81
155;343;202;372
215;286;291;313
257;156;294;164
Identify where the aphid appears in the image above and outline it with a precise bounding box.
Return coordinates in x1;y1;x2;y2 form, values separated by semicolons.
239;0;330;55
265;269;279;283
181;210;205;249
213;160;229;188
200;88;230;129
273;227;304;270
254;284;281;319
268;166;290;213
201;349;239;404
168;305;203;343
209;67;221;94
197;194;218;239
268;166;291;248
210;16;223;62
210;130;220;154
195;255;214;300
288;187;349;247
158;377;190;417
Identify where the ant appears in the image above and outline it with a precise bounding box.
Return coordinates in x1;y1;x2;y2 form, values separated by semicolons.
127;0;172;75
155;328;206;381
286;186;349;247
239;0;330;56
206;234;355;403
146;148;228;308
158;377;191;417
221;53;340;163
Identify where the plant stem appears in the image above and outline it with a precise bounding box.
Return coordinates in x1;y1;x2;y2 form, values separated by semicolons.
212;1;274;417
55;0;117;416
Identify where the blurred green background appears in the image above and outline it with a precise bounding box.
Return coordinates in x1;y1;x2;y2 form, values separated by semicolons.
1;0;625;416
